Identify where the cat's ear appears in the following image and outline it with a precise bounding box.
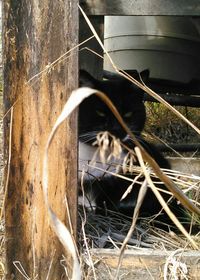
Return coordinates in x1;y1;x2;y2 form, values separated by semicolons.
139;69;149;83
79;69;97;88
123;69;149;83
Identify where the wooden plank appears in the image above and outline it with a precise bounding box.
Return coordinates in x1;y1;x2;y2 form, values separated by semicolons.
91;249;200;279
80;0;200;16
169;157;200;175
3;0;78;279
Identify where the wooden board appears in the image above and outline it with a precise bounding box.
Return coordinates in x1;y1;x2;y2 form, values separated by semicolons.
91;249;200;279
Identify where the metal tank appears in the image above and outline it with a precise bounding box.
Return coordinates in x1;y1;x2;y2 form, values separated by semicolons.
104;16;200;83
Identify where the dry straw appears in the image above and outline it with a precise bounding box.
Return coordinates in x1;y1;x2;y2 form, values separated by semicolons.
78;4;200;245
1;4;200;279
42;86;198;280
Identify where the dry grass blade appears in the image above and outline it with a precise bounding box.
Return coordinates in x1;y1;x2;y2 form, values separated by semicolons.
163;249;188;280
80;175;97;280
13;261;31;280
3;35;95;120
59;87;199;250
78;5;200;218
0;106;13;221
115;177;148;279
78;4;200;136
135;147;198;249
27;35;95;85
42;87;125;279
95;90;200;218
42;91;91;279
122;69;200;136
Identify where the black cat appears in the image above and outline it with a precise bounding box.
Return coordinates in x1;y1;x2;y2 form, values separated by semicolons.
78;70;185;228
79;69;147;140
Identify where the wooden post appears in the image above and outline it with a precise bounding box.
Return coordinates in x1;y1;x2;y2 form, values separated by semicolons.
3;0;78;279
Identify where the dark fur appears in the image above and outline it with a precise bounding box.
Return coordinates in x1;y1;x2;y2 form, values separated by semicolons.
79;70;147;140
79;70;187;229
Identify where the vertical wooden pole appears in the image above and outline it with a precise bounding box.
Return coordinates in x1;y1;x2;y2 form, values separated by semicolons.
3;0;78;279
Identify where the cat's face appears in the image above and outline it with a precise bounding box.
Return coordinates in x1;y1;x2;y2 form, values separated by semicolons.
79;70;148;143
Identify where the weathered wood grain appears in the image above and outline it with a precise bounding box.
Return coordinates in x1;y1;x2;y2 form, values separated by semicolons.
91;249;200;279
4;0;78;278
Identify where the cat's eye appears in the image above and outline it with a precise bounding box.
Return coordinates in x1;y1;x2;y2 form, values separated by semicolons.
96;110;106;117
124;112;133;118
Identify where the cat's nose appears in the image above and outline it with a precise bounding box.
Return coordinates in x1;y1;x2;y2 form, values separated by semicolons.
109;128;126;140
